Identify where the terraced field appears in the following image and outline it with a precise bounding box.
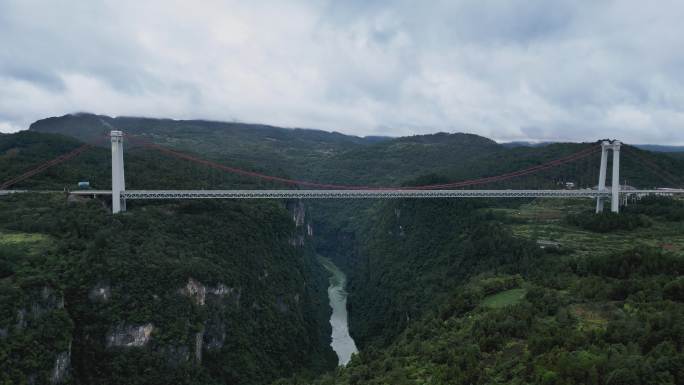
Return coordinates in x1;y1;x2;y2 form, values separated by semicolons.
497;199;684;258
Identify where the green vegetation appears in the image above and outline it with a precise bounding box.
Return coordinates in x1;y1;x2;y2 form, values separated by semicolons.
276;197;684;385
0;128;337;385
0;193;335;384
623;196;684;221
318;256;345;288
27;113;684;190
567;211;651;233
28;114;369;186
504;200;684;258
481;288;527;308
342;199;540;348
0;130;285;191
4;115;684;385
0;231;53;278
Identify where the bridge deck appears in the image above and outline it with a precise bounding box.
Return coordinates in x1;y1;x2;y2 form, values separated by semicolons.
5;189;684;199
75;189;614;199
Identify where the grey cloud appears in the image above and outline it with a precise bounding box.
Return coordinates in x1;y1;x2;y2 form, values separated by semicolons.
0;0;683;144
1;66;66;91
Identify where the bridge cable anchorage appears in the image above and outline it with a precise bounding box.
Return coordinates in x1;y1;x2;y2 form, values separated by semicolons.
622;146;683;188
125;133;600;190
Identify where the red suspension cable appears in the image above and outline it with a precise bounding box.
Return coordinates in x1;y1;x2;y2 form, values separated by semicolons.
126;135;375;189
127;134;600;190
0;134;109;190
0;143;94;189
0;132;601;191
623;146;682;187
406;145;600;189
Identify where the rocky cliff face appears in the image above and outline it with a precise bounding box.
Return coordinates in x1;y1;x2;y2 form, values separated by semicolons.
106;323;154;348
194;329;204;363
178;277;240;353
50;346;71;384
88;282;111;302
179;277;240;307
13;286;64;329
287;200;314;247
180;278;207;306
0;285;73;384
291;201;306;227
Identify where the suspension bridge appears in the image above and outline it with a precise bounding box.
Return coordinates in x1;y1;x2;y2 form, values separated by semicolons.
1;130;683;214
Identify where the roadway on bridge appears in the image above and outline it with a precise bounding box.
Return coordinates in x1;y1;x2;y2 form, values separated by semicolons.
69;188;683;199
5;189;684;200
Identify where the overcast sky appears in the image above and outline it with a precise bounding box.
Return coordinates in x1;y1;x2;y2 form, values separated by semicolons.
1;1;683;143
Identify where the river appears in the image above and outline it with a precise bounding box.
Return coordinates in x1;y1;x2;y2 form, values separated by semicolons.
319;256;358;366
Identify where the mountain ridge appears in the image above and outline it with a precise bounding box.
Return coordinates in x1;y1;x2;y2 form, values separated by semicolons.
13;113;684;191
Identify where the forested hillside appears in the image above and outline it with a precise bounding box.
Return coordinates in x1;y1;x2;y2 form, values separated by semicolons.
29;113;684;190
28;114;370;183
0;133;336;384
3;115;684;385
278;197;684;385
0;130;298;192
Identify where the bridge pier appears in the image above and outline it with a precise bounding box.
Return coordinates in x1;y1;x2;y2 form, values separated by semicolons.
111;130;126;214
595;140;621;214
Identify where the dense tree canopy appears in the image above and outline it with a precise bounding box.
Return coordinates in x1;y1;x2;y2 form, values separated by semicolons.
2;122;684;385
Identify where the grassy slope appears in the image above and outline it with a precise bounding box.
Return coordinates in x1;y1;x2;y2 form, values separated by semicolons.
482;288;527;308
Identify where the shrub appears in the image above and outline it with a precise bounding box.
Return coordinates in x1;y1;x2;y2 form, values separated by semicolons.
580;247;684;279
567;212;650;233
664;277;684;302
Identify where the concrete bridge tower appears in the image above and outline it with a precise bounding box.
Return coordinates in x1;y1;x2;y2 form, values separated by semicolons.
111;130;126;214
595;140;621;213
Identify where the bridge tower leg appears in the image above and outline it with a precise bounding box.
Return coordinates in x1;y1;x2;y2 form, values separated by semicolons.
595;140;621;214
610;141;621;213
595;141;609;213
111;130;126;214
